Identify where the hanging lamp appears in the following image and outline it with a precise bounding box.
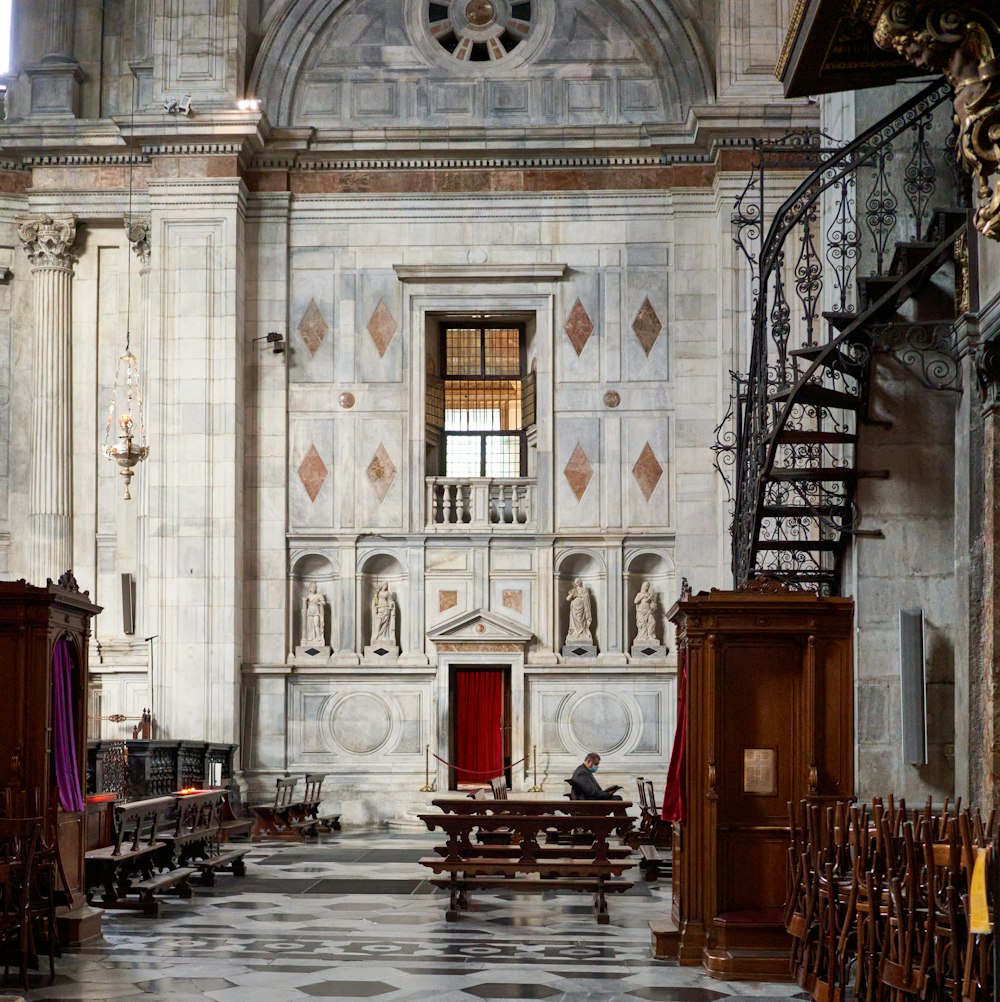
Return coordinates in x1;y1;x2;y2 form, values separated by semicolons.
102;80;149;500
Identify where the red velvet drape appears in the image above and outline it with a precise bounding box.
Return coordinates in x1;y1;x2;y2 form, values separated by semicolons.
661;647;687;822
454;669;504;783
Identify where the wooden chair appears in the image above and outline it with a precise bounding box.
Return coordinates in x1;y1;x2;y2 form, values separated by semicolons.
0;817;47;990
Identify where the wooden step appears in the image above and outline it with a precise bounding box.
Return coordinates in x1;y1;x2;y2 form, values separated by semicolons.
769;383;862;410
859;274;899;309
756;540;840;552
760;505;851;518
767;467;857;482
774;429;857;445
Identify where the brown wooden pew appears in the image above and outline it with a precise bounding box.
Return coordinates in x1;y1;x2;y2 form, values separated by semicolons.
294;774;342;836
84;796;195;916
162;790;250;885
419;802;636;924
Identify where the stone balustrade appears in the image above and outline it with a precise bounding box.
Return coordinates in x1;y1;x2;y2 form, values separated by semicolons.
425;478;536;531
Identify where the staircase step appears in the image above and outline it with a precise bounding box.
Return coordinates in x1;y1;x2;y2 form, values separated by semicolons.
769;383;862;410
859;274;900;309
891;240;940;276
756;540;840;552
761;505;851;518
775;429;857;445
768;467;858;482
822;311;859;332
928;208;968;242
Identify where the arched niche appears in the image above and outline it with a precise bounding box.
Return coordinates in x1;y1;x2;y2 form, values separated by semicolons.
358;552;406;652
555;550;605;653
291;553;337;650
249;0;712;131
624;551;675;652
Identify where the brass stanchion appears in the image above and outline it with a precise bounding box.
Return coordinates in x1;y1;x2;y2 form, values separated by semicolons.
420;743;435;792
528;744;543;792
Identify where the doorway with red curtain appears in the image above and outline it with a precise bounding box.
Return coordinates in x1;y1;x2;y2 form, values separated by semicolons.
450;666;511;789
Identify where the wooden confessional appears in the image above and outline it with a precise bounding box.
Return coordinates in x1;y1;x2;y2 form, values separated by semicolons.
653;581;854;980
0;572;103;943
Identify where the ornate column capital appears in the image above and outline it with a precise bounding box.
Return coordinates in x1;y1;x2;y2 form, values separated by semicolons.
975;338;1000;413
16;214;78;271
125;215;151;272
867;2;1000;240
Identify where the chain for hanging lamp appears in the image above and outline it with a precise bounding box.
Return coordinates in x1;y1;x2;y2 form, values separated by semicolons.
102;333;148;500
102;72;149;500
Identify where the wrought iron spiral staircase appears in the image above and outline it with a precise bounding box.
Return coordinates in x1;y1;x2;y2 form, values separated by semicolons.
730;80;968;595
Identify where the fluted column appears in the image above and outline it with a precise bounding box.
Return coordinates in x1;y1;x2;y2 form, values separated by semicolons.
17;214;78;584
126;216;151;640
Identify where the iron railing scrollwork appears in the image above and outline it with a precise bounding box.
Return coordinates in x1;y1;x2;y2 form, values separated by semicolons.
730;79;961;594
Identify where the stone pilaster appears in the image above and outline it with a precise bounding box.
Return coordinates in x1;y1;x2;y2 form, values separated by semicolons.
975;337;1000;807
16;214;78;585
126;216;151;642
23;0;83;117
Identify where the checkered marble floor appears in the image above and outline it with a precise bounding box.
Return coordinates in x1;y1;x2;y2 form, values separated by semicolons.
12;829;808;1002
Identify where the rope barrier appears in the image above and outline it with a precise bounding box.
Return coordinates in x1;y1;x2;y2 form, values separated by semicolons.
431;751;530;774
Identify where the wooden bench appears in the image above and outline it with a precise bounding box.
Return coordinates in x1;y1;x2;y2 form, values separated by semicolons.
293;774;341;836
84;796;196;915
419;804;636;924
161;790;250;886
218;787;253;842
634;778;671;880
250;776;303;841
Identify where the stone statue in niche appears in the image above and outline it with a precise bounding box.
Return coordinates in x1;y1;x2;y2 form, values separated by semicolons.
294;582;332;660
364;581;400;661
631;580;668;660
371;582;396;645
565;578;594;645
634;581;660;643
302;583;326;644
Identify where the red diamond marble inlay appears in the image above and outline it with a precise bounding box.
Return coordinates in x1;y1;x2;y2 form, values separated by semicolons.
298;299;329;356
367;299;397;358
439;590;458;613
632;441;663;502
298;445;328;502
632;297;662;355
564;298;594;356
564;442;594;501
366;442;397;503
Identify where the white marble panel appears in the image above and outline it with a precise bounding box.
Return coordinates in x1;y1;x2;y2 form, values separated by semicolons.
288;417;336;530
355;416;405;529
527;673;676;791
554;417;601;530
356;271;404;383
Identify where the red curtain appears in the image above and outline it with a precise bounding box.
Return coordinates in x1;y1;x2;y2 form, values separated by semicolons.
455;669;504;784
661;647;687;822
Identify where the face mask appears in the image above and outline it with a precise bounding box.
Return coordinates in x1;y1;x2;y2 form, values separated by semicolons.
589;765;599;773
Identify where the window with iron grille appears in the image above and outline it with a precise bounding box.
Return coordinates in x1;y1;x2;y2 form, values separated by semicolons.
437;324;527;477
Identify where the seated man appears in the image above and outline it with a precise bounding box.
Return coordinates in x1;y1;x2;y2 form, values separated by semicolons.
570;753;623;800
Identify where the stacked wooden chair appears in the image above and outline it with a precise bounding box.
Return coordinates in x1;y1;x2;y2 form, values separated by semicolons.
786;796;997;1002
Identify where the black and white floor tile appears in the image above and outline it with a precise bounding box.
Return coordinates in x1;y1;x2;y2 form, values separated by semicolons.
8;829;809;1002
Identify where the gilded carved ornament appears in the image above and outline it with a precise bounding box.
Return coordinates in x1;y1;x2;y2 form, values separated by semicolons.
867;2;1000;240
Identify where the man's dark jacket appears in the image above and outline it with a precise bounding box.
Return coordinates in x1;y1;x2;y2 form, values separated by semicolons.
570;763;616;800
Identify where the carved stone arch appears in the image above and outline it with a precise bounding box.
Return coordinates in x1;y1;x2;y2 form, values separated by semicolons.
249;0;713;130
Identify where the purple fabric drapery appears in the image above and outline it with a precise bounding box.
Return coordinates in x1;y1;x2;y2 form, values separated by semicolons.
52;635;85;812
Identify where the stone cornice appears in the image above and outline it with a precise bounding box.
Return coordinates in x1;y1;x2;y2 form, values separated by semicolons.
394;264;569;283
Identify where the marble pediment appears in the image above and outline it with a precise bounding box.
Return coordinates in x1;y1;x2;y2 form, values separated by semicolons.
427;609;533;648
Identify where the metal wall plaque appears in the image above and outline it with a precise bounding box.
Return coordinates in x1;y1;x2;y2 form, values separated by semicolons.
743;747;777;796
